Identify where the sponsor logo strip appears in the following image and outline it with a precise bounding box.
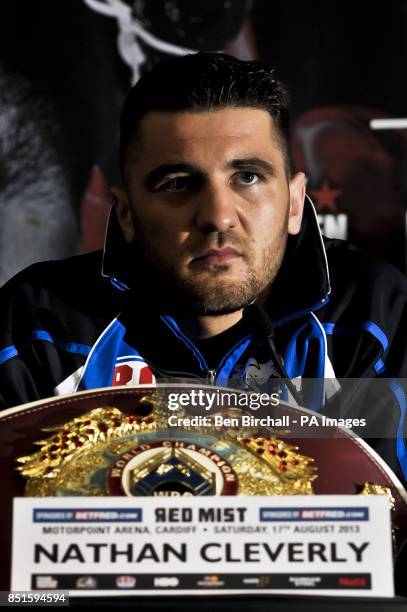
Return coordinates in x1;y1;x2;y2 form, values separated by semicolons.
33;509;142;523
31;573;371;590
260;507;369;522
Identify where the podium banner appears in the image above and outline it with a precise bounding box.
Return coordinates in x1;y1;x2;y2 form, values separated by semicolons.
11;495;394;597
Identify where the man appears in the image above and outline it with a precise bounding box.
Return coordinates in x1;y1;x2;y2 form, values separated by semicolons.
0;53;406;484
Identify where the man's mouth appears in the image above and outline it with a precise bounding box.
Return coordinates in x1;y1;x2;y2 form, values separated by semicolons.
191;247;241;266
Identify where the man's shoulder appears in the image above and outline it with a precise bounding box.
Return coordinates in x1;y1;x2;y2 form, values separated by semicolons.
0;251;124;316
2;250;103;289
323;237;407;295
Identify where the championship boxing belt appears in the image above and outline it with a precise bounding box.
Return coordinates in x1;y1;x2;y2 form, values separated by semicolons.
1;385;407;590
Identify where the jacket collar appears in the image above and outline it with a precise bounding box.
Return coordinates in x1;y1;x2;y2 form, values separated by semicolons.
266;195;331;324
101;195;331;322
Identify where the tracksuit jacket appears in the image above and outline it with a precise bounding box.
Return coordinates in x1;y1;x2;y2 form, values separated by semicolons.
1;198;407;484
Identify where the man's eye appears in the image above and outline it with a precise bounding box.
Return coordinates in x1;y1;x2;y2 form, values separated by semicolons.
235;172;260;185
158;176;191;192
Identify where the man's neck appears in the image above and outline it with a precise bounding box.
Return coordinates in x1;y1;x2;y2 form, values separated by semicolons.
178;310;243;340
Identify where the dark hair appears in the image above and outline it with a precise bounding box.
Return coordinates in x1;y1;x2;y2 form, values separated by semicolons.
120;52;291;175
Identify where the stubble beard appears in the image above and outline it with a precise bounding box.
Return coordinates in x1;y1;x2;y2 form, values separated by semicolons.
129;221;289;316
174;241;287;315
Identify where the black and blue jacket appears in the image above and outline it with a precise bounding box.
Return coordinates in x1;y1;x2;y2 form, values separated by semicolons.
1;198;407;483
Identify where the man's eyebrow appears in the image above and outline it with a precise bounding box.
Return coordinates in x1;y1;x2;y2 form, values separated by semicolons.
226;158;276;176
144;158;276;189
145;163;201;189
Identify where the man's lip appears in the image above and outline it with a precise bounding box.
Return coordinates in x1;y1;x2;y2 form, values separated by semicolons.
192;247;241;265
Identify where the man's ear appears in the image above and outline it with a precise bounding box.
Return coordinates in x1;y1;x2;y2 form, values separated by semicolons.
111;187;135;243
288;172;306;235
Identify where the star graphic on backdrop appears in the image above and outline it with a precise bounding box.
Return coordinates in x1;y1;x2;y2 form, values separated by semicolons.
309;180;342;212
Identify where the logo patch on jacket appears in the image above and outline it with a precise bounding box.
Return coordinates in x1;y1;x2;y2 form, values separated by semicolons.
243;357;279;386
112;360;155;386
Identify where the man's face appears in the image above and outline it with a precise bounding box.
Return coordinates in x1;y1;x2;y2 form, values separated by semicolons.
116;107;305;315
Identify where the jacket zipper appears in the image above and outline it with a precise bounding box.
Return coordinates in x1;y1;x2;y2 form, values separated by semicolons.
206;369;217;385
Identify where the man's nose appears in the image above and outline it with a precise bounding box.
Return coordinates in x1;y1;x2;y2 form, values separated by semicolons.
193;182;239;233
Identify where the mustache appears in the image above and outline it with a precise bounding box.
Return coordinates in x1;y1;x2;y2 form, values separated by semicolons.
184;233;248;260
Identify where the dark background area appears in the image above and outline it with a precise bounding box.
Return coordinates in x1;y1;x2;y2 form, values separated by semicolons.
0;0;406;283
